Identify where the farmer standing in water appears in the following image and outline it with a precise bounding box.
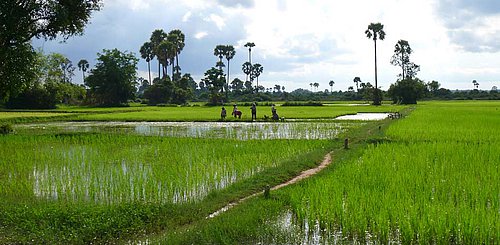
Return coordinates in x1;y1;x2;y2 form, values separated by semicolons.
251;102;257;121
271;104;279;121
221;107;227;120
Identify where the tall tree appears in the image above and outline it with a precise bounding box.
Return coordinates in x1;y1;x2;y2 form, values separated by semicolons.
85;49;138;106
60;58;75;83
313;82;319;91
251;63;263;92
224;45;236;85
77;59;90;82
214;45;226;71
242;61;252;83
329;80;335;93
365;22;386;105
139;42;154;84
0;0;102;103
156;40;175;78
274;84;281;93
353;77;361;92
472;80;479;89
167;29;185;78
150;29;168;79
244;42;255;82
390;40;419;80
244;42;256;64
202;67;226;104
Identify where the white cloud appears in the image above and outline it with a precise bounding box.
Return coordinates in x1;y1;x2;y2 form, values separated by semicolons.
182;11;192;22
204;14;226;30
194;31;208;39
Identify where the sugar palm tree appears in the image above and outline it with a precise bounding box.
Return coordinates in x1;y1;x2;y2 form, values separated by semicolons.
150;29;168;79
244;42;255;64
313;82;319;91
329;80;335;93
168;29;185;73
77;59;89;82
224;45;236;85
140;41;154;84
242;61;252;83
309;83;313;90
157;40;174;78
353;77;361;92
214;45;226;71
251;63;263;92
472;80;479;89
365;22;386;105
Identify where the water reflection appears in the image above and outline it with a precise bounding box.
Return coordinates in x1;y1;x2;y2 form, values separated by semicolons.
17;121;356;140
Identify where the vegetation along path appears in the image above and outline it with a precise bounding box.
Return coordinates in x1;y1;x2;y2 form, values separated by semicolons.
207;153;333;219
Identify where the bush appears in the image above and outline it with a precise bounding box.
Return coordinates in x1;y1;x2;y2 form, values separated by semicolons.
281;101;323;106
156;103;178;107
0;124;13;135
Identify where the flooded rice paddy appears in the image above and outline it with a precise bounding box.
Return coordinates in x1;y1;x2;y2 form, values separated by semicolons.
334;112;391;120
15;121;361;140
8;121;357;204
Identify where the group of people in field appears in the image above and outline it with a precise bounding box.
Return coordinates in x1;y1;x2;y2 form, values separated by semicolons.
220;103;280;121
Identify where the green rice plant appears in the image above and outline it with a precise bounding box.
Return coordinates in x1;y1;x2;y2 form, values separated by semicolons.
14;121;357;140
70;104;406;121
0;134;331;205
283;100;500;243
386;101;500;142
286;141;499;243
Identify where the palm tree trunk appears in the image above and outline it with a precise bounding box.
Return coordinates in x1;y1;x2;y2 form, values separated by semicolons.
171;59;174;79
147;61;151;84
227;60;230;85
374;40;380;105
158;60;161;80
401;52;405;80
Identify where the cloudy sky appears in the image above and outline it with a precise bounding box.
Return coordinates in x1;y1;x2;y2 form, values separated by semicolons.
33;0;500;92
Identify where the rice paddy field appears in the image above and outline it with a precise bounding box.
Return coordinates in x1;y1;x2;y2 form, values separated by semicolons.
1;102;395;243
1;101;497;244
276;100;500;244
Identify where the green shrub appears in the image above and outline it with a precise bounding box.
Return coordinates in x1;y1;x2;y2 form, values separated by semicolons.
281;101;323;106
0;124;13;135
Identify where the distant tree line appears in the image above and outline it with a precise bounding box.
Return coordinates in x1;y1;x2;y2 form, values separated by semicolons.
1;7;498;110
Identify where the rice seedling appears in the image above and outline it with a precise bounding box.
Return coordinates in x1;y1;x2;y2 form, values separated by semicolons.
282;100;500;243
0;134;332;205
14;121;357;140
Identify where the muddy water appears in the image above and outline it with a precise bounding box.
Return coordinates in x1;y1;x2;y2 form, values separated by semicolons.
16;121;356;140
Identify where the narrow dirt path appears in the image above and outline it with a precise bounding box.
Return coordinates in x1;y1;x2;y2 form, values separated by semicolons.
207;152;332;219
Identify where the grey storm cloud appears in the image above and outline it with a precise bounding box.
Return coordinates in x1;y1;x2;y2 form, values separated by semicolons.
436;0;500;52
33;1;252;83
